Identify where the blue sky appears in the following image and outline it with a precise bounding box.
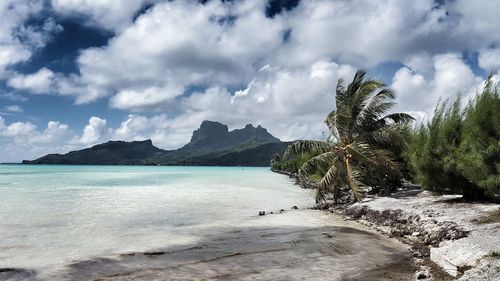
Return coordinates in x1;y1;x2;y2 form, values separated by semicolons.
0;0;499;162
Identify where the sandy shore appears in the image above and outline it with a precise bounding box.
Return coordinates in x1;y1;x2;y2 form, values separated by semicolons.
335;191;500;280
5;210;415;281
4;190;495;281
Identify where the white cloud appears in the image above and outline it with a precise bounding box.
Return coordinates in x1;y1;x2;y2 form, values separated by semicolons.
392;53;482;117
0;1;61;78
278;0;500;68
113;114;151;141
110;84;184;111
110;114;184;148
0;120;37;137
14;17;63;49
276;0;436;67
163;60;356;143
0;117;69;141
14;0;498;109
0;116;72;162
31;121;70;144
448;0;500;48
46;0;500;107
73;116;108;145
478;48;500;72
60;0;285;104
4;105;23;113
4;0;500;161
8;68;56;94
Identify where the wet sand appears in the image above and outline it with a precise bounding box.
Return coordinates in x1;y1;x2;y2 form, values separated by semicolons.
9;210;414;281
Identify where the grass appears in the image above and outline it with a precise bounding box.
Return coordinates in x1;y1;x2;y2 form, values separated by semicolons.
476;209;500;224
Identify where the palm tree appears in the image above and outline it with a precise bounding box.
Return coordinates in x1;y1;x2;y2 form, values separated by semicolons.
283;70;413;203
270;153;281;169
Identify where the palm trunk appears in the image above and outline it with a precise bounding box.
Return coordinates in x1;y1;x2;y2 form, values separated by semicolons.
345;157;359;203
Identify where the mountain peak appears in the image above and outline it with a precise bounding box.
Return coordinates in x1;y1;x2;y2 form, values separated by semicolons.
182;121;280;152
198;120;227;131
92;139;155;149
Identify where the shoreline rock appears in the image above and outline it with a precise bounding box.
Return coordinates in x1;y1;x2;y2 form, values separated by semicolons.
327;191;500;280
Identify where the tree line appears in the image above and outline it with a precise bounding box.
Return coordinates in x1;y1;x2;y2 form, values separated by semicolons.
271;71;499;203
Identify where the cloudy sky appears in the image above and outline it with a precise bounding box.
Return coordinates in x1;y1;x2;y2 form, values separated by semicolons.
0;0;499;162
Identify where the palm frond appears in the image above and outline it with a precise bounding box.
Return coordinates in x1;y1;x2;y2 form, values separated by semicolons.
365;123;410;148
379;113;414;125
346;70;367;101
354;88;397;133
299;152;336;179
324;110;340;141
298;152;339;202
352;80;386;120
345;159;368;202
282;140;331;161
335;110;352;139
335;78;348;112
346;141;399;171
319;157;346;202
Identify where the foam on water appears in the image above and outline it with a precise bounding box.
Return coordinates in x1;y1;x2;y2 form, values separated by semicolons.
0;165;314;275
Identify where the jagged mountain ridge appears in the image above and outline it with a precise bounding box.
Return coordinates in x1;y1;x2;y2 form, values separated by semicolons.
183;121;280;153
23;121;286;166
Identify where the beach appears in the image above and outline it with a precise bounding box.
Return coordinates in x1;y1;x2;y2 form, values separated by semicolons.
0;165;414;280
36;210;415;281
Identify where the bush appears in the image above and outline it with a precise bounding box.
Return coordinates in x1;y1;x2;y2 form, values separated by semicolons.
457;79;500;198
405;78;500;200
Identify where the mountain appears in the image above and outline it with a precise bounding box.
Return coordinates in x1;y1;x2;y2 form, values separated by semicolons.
172;142;292;166
23;121;286;166
23;140;165;165
149;120;281;163
182;121;280;153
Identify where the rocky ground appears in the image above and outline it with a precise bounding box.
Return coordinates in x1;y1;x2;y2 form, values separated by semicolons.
330;190;500;280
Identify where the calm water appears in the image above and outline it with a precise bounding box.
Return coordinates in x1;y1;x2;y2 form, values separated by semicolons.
0;165;314;276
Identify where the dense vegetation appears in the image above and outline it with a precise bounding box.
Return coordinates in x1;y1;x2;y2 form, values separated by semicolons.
405;77;500;200
274;70;413;203
272;72;499;203
271;151;321;174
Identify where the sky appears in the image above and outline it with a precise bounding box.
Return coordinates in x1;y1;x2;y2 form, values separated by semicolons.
0;0;499;162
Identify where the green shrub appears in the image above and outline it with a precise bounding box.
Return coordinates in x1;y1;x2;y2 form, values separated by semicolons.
405;98;469;194
457;79;500;198
405;78;500;200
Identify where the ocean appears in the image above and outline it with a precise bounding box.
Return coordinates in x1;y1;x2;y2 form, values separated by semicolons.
0;165;315;278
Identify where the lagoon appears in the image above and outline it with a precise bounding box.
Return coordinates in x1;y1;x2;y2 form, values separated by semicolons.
0;165;413;280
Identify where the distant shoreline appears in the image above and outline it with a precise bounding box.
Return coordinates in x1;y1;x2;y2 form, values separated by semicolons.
2;163;273;168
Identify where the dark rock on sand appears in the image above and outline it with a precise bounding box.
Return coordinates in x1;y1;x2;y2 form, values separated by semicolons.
0;268;37;281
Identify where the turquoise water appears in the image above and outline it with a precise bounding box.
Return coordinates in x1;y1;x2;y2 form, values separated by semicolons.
0;165;314;275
